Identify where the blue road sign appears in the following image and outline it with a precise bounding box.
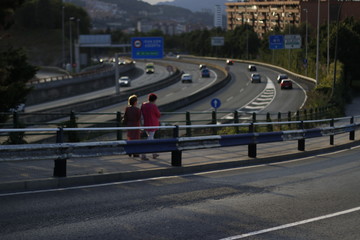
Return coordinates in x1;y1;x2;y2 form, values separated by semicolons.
269;35;284;50
211;98;221;109
131;37;164;59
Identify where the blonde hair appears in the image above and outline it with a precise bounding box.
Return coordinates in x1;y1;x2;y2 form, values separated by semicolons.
128;95;138;106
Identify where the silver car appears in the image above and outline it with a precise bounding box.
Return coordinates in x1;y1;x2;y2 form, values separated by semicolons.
251;73;261;83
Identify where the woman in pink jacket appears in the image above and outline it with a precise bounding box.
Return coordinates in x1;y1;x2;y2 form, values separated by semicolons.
141;93;161;160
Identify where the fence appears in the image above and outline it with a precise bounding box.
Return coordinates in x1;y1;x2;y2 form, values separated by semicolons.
0;105;338;144
0;115;359;177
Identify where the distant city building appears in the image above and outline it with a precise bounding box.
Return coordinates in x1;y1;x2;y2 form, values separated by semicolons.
225;0;360;38
214;5;224;29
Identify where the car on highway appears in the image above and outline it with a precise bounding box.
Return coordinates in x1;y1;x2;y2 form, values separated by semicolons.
280;79;293;89
277;74;288;83
119;76;131;87
248;64;257;71
181;73;193;83
201;68;210;78
145;63;155;74
251;73;261;83
226;59;234;65
199;64;207;70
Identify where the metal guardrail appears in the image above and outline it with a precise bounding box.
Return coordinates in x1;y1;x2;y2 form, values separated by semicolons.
0;116;358;177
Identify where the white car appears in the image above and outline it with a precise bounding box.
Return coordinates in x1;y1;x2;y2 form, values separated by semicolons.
119;76;131;87
181;73;193;83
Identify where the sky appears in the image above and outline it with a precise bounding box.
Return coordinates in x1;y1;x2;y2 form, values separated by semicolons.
142;0;173;5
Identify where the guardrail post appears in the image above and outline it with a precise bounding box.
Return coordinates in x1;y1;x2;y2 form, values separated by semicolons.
54;127;67;177
186;111;191;137
288;111;291;129
116;111;123;140
350;116;355;140
330;119;334;145
171;125;182;167
266;112;273;132
298;121;305;151
234;111;239;133
212;111;217;135
248;123;257;158
278;112;282;131
12;111;19;128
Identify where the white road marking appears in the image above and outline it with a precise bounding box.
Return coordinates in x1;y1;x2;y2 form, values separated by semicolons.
227;96;234;102
219;206;360;240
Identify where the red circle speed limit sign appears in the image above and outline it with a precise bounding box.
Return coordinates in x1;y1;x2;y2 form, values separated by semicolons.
133;39;142;48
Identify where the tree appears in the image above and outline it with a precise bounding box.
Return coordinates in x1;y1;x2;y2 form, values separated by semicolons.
0;0;37;126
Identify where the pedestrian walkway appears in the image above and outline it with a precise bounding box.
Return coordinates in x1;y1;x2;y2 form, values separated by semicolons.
0;130;358;194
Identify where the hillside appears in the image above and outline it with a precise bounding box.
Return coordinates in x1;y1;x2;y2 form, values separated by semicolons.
156;0;228;13
69;0;214;29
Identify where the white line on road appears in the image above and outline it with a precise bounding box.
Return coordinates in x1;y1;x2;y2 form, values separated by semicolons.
219;206;360;240
226;96;233;102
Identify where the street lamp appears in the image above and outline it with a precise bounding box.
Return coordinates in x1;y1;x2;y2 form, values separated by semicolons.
315;0;320;85
303;8;308;75
69;17;75;69
62;6;65;68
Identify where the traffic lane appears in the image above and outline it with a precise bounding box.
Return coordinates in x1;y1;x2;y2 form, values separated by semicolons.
1;146;359;239
258;67;307;114
26;62;169;112
70;61;222;124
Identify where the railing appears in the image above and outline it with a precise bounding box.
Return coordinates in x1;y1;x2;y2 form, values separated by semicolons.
0;116;359;177
0;105;338;141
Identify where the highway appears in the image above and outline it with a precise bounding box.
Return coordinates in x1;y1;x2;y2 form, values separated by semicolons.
1;145;359;239
27;57;308;127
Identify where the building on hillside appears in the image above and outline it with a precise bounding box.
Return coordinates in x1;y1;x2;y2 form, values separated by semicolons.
214;5;224;29
225;0;360;38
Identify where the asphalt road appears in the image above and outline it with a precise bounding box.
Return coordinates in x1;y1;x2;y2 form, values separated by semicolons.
1;145;359;240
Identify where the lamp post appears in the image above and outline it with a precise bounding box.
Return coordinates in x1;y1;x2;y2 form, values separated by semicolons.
303;8;308;76
69;17;75;69
327;0;330;73
315;0;320;85
332;0;345;98
62;6;65;68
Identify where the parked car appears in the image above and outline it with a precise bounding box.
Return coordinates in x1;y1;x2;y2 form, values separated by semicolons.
226;59;234;65
119;76;131;87
277;74;288;83
201;68;210;78
181;73;193;83
280;79;293;89
199;64;207;70
248;64;257;71
251;73;261;83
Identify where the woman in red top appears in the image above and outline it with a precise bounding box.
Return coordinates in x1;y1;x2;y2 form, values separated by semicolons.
123;95;141;157
140;93;161;160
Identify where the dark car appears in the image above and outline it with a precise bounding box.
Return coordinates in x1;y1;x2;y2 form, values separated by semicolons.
280;79;293;89
248;64;257;71
199;64;207;70
201;68;210;77
226;59;234;65
251;73;261;83
277;74;288;83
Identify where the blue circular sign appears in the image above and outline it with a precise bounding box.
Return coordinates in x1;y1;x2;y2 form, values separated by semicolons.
211;98;221;109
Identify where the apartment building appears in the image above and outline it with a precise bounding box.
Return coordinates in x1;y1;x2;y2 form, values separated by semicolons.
225;0;360;38
214;5;224;29
226;0;300;38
